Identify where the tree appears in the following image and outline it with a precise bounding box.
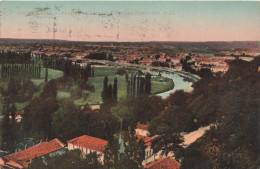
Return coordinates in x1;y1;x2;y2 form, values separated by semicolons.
132;75;136;97
108;54;114;61
117;68;126;75
113;78;118;102
111;105;134;131
23;80;58;138
92;67;94;77
45;67;48;82
151;134;184;157
29;149;102;169
118;128;145;169
125;73;129;82
144;73;151;95
178;58;260;169
155;54;160;60
101;76;109;105
104;136;120;168
165;90;190;107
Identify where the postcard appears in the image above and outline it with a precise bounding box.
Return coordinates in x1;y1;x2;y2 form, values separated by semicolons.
0;1;259;169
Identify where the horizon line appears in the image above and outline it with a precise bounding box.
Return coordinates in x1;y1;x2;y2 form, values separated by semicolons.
1;38;260;43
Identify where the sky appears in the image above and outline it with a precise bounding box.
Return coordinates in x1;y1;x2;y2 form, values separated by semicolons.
0;1;260;42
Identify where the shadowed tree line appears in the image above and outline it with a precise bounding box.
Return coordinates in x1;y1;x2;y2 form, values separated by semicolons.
125;73;151;98
1;63;41;79
145;57;260;169
0;51;31;64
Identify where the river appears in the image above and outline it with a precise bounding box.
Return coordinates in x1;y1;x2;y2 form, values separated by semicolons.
90;60;198;99
154;71;195;98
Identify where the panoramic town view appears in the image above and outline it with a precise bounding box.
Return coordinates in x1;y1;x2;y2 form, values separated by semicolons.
0;1;259;169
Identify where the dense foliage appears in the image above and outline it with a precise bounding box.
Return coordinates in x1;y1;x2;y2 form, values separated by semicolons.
178;58;260;168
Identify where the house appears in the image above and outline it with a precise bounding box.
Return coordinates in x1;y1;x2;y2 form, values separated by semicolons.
67;135;108;164
142;135;159;165
135;122;150;137
9;111;24;123
134;132;160;166
144;157;181;169
210;66;228;73
0;139;65;169
174;65;182;71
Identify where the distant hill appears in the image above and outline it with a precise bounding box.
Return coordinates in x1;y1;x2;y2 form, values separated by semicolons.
0;38;259;51
0;38;69;45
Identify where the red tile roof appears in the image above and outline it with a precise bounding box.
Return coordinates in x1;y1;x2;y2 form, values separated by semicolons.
134;134;150;143
144;135;159;146
136;122;148;130
144;158;181;169
134;135;158;146
2;139;65;168
67;135;108;152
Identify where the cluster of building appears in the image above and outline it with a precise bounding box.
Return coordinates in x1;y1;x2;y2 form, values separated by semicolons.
0;122;182;169
30;44;260;74
0;135;108;169
2;43;259;75
134;122;180;168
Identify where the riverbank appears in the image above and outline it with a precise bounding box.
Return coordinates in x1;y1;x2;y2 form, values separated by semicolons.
74;67;175;106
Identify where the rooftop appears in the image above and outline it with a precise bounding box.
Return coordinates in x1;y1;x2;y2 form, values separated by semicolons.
136;122;148;130
2;138;65;168
144;158;181;169
67;135;108;152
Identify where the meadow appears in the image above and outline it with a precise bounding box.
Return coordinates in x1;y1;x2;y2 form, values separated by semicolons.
0;67;63;113
73;67;174;106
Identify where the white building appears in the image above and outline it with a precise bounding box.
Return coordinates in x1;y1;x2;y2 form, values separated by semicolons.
135;122;150;137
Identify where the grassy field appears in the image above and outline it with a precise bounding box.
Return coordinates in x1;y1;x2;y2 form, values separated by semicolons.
0;65;173;109
151;76;175;94
0;66;63;114
57;91;71;100
16;68;63;111
74;67;174;105
31;68;64;86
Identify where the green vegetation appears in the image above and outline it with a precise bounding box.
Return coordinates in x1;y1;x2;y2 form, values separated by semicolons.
57;91;71;100
176;71;200;81
14;101;30;111
29;149;102;169
151;76;174;94
40;68;63;80
2;51;258;169
31;68;63;86
78;67;174;105
147;58;260;169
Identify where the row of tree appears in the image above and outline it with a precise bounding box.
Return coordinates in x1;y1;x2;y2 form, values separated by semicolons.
102;76;118;107
125;73;151;98
42;56;94;81
1;63;41;79
84;52;115;61
0;51;31;64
